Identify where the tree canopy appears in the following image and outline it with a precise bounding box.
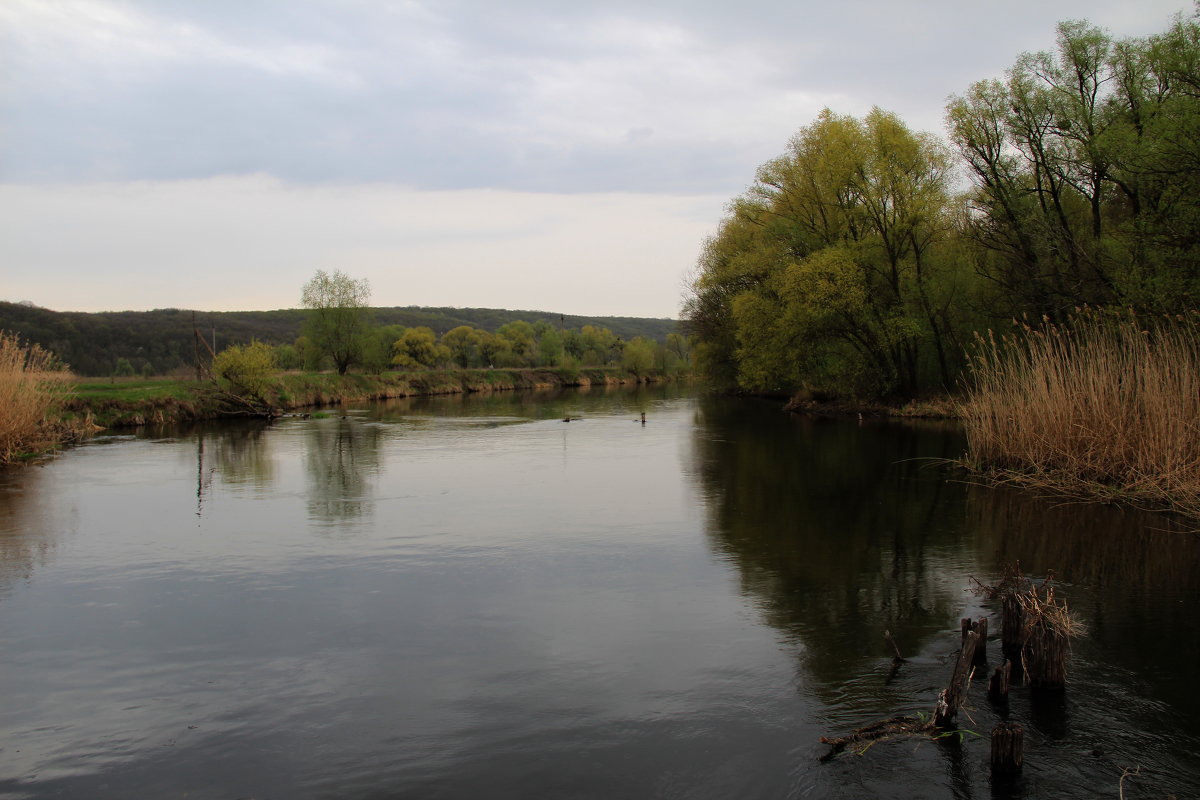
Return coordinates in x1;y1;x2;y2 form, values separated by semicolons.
301;269;373;375
686;9;1200;400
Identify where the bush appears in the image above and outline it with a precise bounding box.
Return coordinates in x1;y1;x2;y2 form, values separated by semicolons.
213;341;277;401
0;331;77;463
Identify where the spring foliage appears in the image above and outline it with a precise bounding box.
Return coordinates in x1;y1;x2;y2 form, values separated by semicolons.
686;10;1200;400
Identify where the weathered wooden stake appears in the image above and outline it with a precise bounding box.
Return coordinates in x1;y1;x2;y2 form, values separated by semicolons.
990;722;1023;773
988;659;1011;702
933;629;978;728
961;616;988;668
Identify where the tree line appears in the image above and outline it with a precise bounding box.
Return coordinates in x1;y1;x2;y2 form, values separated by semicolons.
280;269;691;377
685;11;1200;399
0;300;679;377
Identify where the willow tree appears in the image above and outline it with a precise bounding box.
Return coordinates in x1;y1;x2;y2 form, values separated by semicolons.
301;269;372;375
686;108;965;398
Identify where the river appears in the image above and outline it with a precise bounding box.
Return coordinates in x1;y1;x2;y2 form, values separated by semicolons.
1;385;1197;799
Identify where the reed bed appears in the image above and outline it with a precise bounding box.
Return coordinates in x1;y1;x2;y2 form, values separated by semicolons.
0;331;79;463
961;310;1200;518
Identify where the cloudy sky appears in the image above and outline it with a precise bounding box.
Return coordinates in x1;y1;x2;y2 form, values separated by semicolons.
0;0;1190;317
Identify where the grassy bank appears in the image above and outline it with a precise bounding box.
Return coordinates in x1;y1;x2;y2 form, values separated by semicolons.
961;312;1200;519
64;367;677;428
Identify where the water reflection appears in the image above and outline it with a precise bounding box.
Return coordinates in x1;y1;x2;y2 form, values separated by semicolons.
968;484;1200;720
0;467;65;596
304;415;383;523
689;396;973;703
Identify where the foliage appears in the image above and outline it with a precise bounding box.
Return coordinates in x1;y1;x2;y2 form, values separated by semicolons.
686;108;963;398
621;336;656;377
946;13;1200;316
686;9;1200;403
213;340;277;401
301;269;373;375
392;327;450;369
0;331;78;463
0;301;679;377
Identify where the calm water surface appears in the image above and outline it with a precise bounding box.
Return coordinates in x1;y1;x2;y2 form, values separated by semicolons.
1;385;1197;799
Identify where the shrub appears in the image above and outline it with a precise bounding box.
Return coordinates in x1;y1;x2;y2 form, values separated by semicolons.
213;341;277;401
0;331;77;463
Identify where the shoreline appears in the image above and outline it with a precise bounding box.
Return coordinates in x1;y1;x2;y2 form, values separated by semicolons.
64;367;684;429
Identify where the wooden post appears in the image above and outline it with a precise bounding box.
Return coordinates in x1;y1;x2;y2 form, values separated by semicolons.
1001;591;1025;660
961;617;988;668
990;722;1023;773
988;659;1011;702
933;630;978;728
1024;617;1069;689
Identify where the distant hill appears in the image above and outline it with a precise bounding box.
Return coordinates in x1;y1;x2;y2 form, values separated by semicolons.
0;301;679;376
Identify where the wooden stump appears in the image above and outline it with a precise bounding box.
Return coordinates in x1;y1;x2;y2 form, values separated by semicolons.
933;630;978;728
988;659;1011;702
990;722;1023;773
1001;591;1025;660
1023;618;1069;689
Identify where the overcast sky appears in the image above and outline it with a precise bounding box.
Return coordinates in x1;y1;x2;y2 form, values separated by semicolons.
0;0;1190;317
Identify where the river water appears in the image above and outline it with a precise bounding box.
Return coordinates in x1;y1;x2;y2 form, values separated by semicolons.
1;385;1197;799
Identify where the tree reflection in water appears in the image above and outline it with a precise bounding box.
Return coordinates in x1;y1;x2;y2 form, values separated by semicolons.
689;396;973;706
304;415;383;524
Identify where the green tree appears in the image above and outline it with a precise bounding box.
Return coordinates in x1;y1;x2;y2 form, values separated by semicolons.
300;269;372;375
392;326;449;369
497;320;535;364
686;108;961;398
946;13;1200;314
441;325;484;368
622;336;656;378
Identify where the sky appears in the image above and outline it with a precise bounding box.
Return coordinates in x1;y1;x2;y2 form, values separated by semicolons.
0;0;1192;318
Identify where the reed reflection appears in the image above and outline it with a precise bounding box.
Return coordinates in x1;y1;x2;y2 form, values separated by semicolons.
304;415;383;523
0;468;62;595
689;396;973;699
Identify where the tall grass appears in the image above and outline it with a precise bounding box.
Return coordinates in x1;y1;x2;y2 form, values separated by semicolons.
961;310;1200;517
0;331;78;463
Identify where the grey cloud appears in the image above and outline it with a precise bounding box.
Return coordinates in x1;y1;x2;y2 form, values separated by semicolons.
1;0;1190;192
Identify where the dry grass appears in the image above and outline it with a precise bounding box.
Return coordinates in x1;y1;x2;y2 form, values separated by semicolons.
960;310;1200;518
0;331;81;463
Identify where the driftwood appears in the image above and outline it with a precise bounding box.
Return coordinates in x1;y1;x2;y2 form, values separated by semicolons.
819;715;934;762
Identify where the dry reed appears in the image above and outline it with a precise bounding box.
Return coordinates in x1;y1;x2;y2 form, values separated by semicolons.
960;310;1200;518
0;331;79;463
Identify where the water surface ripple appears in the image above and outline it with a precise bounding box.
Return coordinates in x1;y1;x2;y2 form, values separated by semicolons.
1;386;1197;798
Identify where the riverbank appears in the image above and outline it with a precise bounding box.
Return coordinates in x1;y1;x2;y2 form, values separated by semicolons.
63;367;680;428
781;393;960;419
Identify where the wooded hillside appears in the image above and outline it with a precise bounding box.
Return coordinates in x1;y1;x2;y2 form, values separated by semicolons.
0;301;678;376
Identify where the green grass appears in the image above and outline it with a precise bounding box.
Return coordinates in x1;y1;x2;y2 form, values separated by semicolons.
71;377;202;403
